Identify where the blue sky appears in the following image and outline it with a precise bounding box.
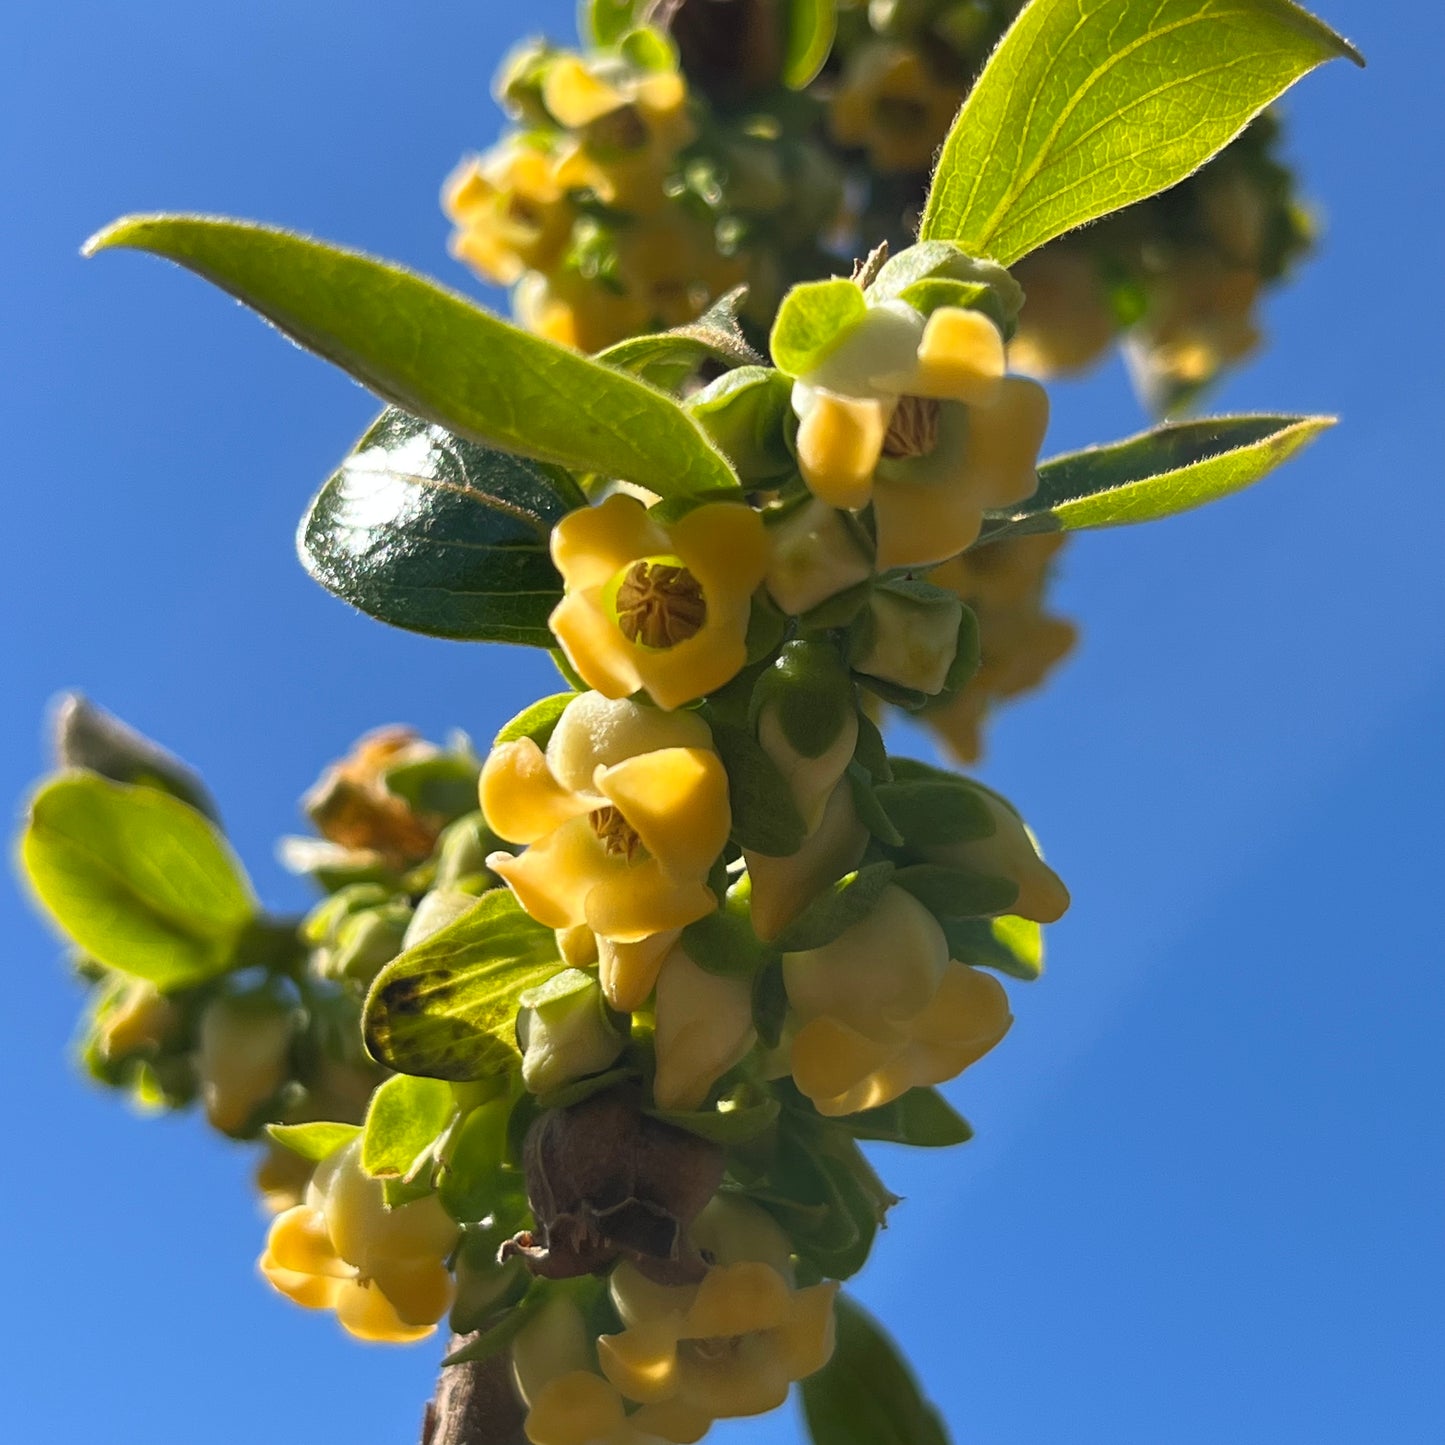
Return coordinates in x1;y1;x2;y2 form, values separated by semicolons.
3;2;1441;1441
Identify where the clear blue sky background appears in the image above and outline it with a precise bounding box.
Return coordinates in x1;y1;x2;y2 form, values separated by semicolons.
3;2;1441;1441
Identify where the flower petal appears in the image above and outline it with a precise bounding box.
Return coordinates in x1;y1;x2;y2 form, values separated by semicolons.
491;815;619;931
908;307;1005;403
598;1318;686;1405
481;738;592;845
552;493;668;592
584;857;718;943
793;387;889;510
550;588;646;700
595;748;730;882
334;1278;436;1344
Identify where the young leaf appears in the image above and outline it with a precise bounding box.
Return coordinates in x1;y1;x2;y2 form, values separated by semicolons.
784;0;838;89
364;889;562;1081
300;408;581;645
494;693;576;750
983;415;1335;540
843;1088;973;1148
266;1121;361;1163
802;1296;951;1445
942;915;1045;982
85;215;739;499
920;0;1362;264
361;1074;456;1180
769;278;867;376
22;774;255;990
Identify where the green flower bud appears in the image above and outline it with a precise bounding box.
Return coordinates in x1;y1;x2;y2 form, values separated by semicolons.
325;904;411;986
867;240;1025;336
516;969;628;1096
433;812;503;890
196;989;296;1137
849;582;968;698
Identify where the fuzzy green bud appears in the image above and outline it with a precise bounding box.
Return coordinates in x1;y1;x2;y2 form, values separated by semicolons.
516;969;628;1096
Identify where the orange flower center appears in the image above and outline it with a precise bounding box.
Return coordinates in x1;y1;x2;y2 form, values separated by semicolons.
615;560;708;649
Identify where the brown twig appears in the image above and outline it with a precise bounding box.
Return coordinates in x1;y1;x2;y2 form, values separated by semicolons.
421;1339;528;1445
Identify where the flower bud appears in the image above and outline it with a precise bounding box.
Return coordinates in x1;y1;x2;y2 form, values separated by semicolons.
850;584;967;697
96;980;182;1062
763;498;873;618
517;968;629;1096
197;990;295;1136
652;948;757;1111
402;887;478;948
321;903;411;986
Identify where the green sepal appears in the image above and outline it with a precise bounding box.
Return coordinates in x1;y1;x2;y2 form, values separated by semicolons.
920;0;1362;264
769;277;867;377
533;1064;643;1113
494;693;577;750
442;1287;546;1367
596;288;761;394
364;890;563;1081
21;772;256;991
687;367;795;482
751;960;789;1049
709;722;809;858
771;861;897;953
941;914;1045;982
802;1295;951;1445
873;776;996;849
646;1095;781;1145
893;863;1018;919
981;415;1336;541
750;639;857;760
842;1088;973;1148
897;277;1010;336
866;242;1024;331
265;1120;361;1163
438;1090;529;1223
852;712;892;783
682;897;779;981
847;763;905;848
361;1074;456;1181
85;214;740;500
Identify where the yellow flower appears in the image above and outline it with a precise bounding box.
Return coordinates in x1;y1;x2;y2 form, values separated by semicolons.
924;536;1077;762
514;268;652;355
443;138;572;287
763;497;873;618
1008;248;1118;378
652;946;757;1110
598;1197;838;1420
259;1140;457;1344
828;43;964;174
791;301;1049;570
550;494;769;711
513;1295;712;1445
481;693;730;976
783;884;1012;1116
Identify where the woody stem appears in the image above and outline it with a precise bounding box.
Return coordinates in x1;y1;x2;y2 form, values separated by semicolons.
421;1338;527;1445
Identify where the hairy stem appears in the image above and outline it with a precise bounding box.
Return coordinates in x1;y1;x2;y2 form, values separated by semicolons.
421;1339;527;1445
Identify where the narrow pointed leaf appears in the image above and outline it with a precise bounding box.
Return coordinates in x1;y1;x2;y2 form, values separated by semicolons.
299;408;577;645
364;889;562;1081
784;0;838;89
22;773;255;989
984;414;1334;540
85;214;739;498
920;0;1362;263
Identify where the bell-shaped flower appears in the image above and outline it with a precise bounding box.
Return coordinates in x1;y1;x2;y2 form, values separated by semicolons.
442;138;571;287
599;1196;838;1420
790;301;1049;570
259;1140;457;1344
482;694;729;964
550;495;770;711
652;946;758;1110
783;885;1012;1116
828;42;965;174
513;1294;712;1445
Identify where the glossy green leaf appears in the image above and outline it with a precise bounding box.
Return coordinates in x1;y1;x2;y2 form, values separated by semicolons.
299;408;575;646
361;1074;455;1180
769;278;866;377
802;1296;951;1445
772;861;897;953
784;0;838;89
984;415;1335;540
86;215;739;498
22;773;255;989
920;0;1362;264
266;1121;361;1163
942;914;1045;982
364;890;563;1081
843;1088;973;1148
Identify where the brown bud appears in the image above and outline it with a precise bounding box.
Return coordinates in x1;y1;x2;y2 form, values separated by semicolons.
502;1090;724;1285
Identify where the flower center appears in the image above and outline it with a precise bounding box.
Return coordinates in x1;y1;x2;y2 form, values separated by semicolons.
881;395;941;459
614;559;708;649
589;805;645;860
584;103;649;154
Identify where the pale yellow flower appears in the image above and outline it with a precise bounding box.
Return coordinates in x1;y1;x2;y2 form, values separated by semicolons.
196;993;294;1136
791;301;1049;569
652;946;757;1110
481;694;729;968
443;139;571;287
550;494;769;711
763;497;873;618
1008;249;1117;378
784;885;1012;1116
514;268;652;355
599;1197;838;1419
829;43;964;174
259;1140;457;1344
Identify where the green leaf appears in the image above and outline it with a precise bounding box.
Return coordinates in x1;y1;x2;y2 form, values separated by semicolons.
942;914;1045;982
784;0;838;89
769;278;867;377
772;861;897;953
920;0;1362;264
646;1096;780;1145
299;408;577;646
874;777;996;848
51;694;218;821
983;414;1335;539
843;1088;973;1148
86;215;739;499
22;773;255;989
439;1094;528;1222
364;889;563;1081
384;752;481;824
494;693;577;750
596;289;761;394
581;0;643;47
265;1121;361;1163
361;1074;456;1180
802;1296;951;1445
710;722;809;858
893;863;1018;919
